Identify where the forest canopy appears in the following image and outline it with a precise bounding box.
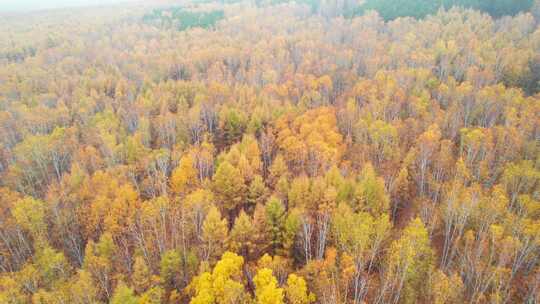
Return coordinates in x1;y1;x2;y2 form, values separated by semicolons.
0;0;539;304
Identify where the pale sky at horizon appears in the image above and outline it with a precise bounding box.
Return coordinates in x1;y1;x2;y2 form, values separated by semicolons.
0;0;135;12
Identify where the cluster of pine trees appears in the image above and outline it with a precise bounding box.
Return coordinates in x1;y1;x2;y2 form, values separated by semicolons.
0;1;539;304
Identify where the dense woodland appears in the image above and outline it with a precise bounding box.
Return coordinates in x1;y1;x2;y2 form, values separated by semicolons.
1;1;540;303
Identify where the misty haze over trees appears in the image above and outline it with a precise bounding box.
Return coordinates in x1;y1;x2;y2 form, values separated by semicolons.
0;0;539;303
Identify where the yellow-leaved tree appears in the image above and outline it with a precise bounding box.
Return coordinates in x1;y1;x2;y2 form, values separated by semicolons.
254;268;284;304
189;252;248;304
285;274;315;304
378;217;433;304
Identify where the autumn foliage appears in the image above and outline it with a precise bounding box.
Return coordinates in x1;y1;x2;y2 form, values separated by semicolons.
0;1;539;304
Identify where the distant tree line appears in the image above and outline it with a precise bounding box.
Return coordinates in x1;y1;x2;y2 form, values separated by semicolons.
356;0;535;20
